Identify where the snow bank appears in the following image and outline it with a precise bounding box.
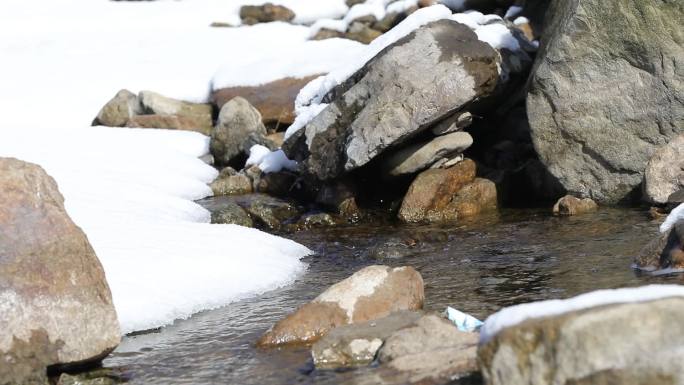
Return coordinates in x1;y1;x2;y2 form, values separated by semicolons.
475;23;520;50
480;285;684;344
661;203;684;233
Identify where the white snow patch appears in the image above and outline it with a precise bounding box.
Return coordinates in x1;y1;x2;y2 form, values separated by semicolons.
386;0;419;14
661;203;684;233
245;144;273;168
309;18;348;37
480;285;684;344
504;5;523;19
475;23;520;51
285;103;329;140
513;16;530;25
258;150;299;174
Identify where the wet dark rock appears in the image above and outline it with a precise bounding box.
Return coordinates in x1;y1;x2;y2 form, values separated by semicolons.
634;220;684;272
552;195;598;216
479;297;684;385
257;266;424;347
210;201;253;227
92;89;141;127
527;0;684;204
256;171;297;197
284;20;499;181
312;311;423;369
0;158;120;384
240;3;295;25
299;213;339;228
56;368;127;385
644;134;684;205
241;194;300;230
211;97;268;167
365;240;416;260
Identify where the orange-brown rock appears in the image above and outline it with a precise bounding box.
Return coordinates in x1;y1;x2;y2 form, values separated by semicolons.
126;114;212;135
552;195;598;216
212;75;320;126
257;265;424;347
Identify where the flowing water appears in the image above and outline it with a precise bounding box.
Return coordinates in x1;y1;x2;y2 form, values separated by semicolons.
103;208;676;384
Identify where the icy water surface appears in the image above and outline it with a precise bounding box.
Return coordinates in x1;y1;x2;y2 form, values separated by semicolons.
104;208;676;384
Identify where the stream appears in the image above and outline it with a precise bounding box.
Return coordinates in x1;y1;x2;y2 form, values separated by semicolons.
103;208;674;384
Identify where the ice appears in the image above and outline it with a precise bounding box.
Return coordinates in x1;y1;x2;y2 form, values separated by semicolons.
480;285;684;344
0;0;316;334
661;203;684;233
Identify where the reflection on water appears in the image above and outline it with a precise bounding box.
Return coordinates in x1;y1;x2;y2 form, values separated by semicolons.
104;208;676;384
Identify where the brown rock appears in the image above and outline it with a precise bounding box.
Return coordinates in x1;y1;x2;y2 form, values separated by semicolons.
240;3;295;25
126;114;212;135
443;177;498;219
212;76;320;126
514;21;535;42
346;22;383;44
552;195;598;216
398;159;477;223
257;265;424;347
92;89;141;127
0;158;120;384
311;28;345;41
138;91;213;129
210;172;253;196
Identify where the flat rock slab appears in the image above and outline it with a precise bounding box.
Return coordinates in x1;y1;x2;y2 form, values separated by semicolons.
383;131;473;176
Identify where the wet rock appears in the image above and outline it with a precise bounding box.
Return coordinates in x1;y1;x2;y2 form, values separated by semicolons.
527;0;684;204
210;97;268;167
0;158;120;384
257;265;424;347
125;114;212;135
284;20;499;181
382;132;473;177
56;368;126;385
210;170;253;196
241;194;300;230
366;240;416;260
312;311;423;369
240;3;295;25
644;134;684;205
315;179;361;219
212;75;320;126
446;178;498;219
398;159;476;223
634;220;684;272
552;195;598;216
345;22;383;44
299;213;339;228
210;201;253;227
92;89;141;127
479;297;684;385
256;171;296;197
138;91;212;131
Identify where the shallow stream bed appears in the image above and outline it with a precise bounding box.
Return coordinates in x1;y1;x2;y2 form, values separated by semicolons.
104;208;674;384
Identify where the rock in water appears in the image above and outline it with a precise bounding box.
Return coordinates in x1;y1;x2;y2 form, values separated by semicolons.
479;297;684;385
0;158;120;384
552;195;598;216
210;97;268;167
284;20;499;180
92;89;141;127
644;134;684;205
527;0;684;204
257;265;424;347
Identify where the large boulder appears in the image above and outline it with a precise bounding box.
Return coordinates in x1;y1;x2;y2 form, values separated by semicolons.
284;20;499;181
0;158;120;384
479;296;684;385
210;97;268;167
212;75;320;126
527;0;684;204
644;134;684;205
257;265;424;347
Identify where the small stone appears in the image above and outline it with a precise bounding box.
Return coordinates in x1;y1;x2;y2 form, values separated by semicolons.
299;213;338;228
552;195;598;216
241;194;300;230
311;28;345;41
210;201;253;227
239;3;295;24
210;173;253;196
125;114;212;135
92;89;141;127
345;22;383;44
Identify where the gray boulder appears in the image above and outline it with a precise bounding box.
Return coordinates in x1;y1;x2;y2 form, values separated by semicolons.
644;134;684;205
92;89;141;127
210;97;268;167
0;158;120;384
479;297;684;385
382;132;473;176
527;0;684;204
284;20;499;180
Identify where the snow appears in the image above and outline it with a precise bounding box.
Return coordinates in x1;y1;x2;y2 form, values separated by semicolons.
513;16;530;25
504;5;523;19
285;103;330;140
387;0;419;14
661;203;684;233
258;150;299;173
245;145;273;169
0;0;324;334
309;18;349;36
475;23;520;51
480;285;684;344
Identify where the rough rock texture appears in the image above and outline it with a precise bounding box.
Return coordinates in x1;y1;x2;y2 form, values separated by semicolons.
212;75;320;126
644;134;684;204
0;158;120;384
210;97;268;167
240;3;295;25
399;159;476;222
527;0;684;204
92;89;141;127
241;194;300;230
138;91;213;131
382;132;473;176
312;311;423;369
257;266;424;347
479;297;684;385
284;20;499;180
125;114;212;135
210;201;254;227
209;171;253;196
552;195;598;216
634;220;684;272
